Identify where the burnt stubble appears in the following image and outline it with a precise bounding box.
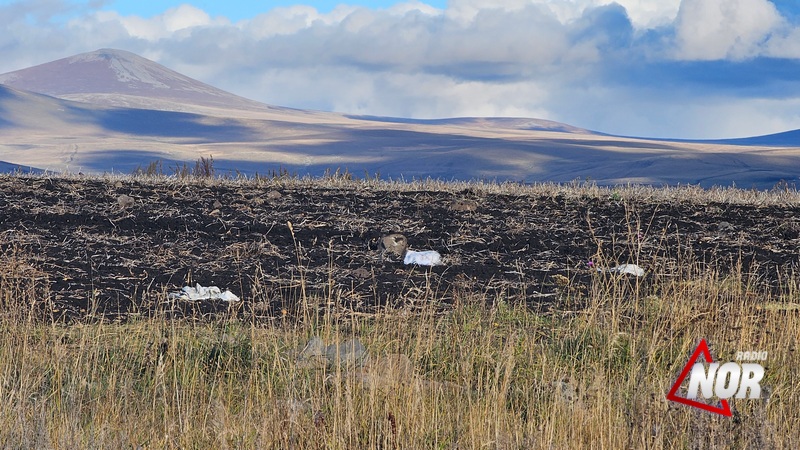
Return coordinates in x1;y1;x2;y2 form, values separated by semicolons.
1;175;797;321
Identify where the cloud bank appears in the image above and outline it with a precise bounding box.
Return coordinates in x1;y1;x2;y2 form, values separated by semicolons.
1;0;800;138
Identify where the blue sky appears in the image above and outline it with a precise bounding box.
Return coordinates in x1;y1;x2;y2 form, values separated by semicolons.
772;0;800;19
102;0;447;21
2;0;800;139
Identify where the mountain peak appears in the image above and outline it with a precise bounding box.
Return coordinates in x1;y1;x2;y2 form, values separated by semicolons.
0;48;268;112
68;48;172;89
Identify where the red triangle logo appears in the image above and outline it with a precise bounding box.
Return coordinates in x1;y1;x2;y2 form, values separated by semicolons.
666;339;732;417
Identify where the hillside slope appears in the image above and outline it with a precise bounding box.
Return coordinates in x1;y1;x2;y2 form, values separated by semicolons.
0;49;798;187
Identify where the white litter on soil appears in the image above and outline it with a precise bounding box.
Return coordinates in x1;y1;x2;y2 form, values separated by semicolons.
404;250;443;266
604;264;645;276
169;284;240;302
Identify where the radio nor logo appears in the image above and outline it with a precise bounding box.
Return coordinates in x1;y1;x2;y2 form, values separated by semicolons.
667;339;766;417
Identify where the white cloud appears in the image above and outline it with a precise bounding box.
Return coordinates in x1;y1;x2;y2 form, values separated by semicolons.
542;0;681;28
2;0;800;139
387;1;443;16
239;6;327;39
104;4;225;41
443;0;682;28
604;0;682;27
764;26;800;58
242;67;552;119
445;0;532;22
545;82;800;139
162;4;217;31
674;0;783;60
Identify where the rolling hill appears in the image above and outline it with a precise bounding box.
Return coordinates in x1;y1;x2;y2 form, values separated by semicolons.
0;48;798;187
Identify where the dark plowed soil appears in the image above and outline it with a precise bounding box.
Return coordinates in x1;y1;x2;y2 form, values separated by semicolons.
1;176;798;321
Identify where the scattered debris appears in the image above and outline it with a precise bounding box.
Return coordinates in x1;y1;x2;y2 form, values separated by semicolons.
351;267;371;279
116;194;135;209
404;250;443;266
377;233;442;266
602;264;645;276
11;176;792;321
379;233;408;261
449;198;479;212
717;221;735;232
168;284;241;302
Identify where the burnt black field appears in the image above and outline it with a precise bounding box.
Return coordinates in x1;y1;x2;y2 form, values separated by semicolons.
1;175;798;321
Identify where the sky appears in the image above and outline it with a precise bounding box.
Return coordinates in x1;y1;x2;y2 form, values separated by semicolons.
2;0;800;139
103;1;449;22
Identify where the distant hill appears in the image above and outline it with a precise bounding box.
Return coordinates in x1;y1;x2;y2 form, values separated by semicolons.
0;48;799;188
0;49;275;114
347;115;594;134
0;160;42;174
709;129;800;147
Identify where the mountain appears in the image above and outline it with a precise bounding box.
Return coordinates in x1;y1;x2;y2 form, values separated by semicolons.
0;48;799;188
0;48;279;114
709;129;800;147
347;115;594;134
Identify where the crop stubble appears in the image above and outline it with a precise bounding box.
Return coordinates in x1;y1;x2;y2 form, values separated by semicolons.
0;175;797;321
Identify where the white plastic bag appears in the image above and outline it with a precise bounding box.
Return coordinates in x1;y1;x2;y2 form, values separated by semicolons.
169;283;241;301
605;264;645;276
404;250;443;266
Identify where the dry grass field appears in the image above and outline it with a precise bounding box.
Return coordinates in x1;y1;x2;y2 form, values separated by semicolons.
0;171;799;448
